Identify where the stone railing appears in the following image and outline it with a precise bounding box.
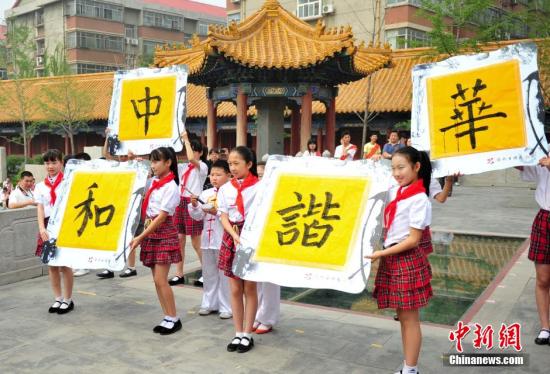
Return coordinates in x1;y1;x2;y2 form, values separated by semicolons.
0;207;46;286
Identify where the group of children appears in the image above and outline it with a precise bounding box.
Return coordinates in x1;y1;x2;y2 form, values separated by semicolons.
32;130;550;373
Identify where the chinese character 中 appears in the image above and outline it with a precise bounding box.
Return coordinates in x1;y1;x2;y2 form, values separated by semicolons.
74;182;115;237
131;86;162;136
498;323;522;351
276;191;341;248
440;79;507;151
449;321;471;353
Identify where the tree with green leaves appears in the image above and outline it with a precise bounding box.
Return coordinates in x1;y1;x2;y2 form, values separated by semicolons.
36;74;94;154
0;24;39;162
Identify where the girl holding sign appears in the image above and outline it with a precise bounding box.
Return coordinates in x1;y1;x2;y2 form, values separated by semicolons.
217;146;260;353
130;146;182;335
366;146;433;374
35;149;74;314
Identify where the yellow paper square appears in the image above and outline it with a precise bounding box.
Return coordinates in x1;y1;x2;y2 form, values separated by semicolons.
57;171;136;251
427;60;526;159
118;75;176;141
254;174;370;271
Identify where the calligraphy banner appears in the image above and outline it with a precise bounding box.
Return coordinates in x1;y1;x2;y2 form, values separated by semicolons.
411;42;548;178
107;66;188;155
46;159;149;270
233;156;392;294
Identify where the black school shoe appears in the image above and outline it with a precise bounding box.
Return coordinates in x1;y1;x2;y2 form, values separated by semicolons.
97;270;114;279
119;268;137;278
57;301;74;315
48;300;62;313
227;337;241;352
237;337;254;353
534;329;550;345
159;319;182;335
168;275;185;286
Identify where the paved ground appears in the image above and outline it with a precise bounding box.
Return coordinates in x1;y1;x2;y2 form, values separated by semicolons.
1;186;549;374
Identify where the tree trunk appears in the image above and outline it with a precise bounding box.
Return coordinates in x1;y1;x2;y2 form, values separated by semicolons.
69;131;75;155
21;120;28;162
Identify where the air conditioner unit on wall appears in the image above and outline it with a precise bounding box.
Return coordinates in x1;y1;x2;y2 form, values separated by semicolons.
231;0;240;3
322;4;334;14
36;56;44;65
131;38;138;46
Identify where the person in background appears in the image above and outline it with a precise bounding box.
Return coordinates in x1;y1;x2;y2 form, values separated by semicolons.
334;131;357;161
1;187;9;209
363;134;381;160
303;139;321;157
219;148;229;161
8;171;35;209
382;130;405;160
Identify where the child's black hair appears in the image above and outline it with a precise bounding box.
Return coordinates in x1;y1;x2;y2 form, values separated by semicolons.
307;139;317;148
211;159;230;174
340;130;350;138
150;147;179;185
393;146;432;196
43;149;63;162
231;146;258;177
74;152;91;161
20;171;33;179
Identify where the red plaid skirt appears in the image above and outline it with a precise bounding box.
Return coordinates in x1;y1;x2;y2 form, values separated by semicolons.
218;222;244;279
174;196;204;236
529;209;550;264
140;217;182;268
419;226;433;255
373;245;432;310
35;218;49;257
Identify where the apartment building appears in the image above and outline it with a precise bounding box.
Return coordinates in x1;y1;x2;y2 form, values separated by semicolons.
229;0;542;50
0;24;7;79
4;0;226;75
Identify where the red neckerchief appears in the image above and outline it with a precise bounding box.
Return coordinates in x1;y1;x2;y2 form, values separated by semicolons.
339;144;357;160
365;143;380;159
230;173;259;218
141;172;175;219
180;163;196;194
384;179;426;236
44;173;63;206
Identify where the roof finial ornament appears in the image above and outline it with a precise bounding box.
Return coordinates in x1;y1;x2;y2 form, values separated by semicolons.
315;19;325;36
264;0;280;10
190;34;201;47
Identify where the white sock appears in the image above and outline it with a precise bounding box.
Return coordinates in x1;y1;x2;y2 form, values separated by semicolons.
403;362;418;374
128;267;135;271
51;297;62;308
59;298;72;309
240;333;252;346
538;329;550;339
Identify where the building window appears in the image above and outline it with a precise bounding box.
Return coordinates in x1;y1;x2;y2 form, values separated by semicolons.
75;63;119;74
0;69;7;80
198;22;209;36
66;0;123;22
386;0;421;6
385;27;430;49
66;31;124;52
142;40;163;57
35;9;44;26
297;0;321;20
143;11;183;31
227;12;241;24
125;25;137;38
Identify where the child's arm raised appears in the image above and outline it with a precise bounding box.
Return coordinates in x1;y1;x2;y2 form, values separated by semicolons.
181;131;200;168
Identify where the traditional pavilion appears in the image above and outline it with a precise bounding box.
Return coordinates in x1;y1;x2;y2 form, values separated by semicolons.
154;0;391;156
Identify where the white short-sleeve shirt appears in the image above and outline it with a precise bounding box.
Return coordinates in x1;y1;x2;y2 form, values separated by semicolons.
384;185;432;247
334;144;357;160
217;179;259;223
188;187;224;249
521;165;550;210
178;161;208;197
145;179;180;217
34;178;63;218
429;178;443;200
8;187;34;207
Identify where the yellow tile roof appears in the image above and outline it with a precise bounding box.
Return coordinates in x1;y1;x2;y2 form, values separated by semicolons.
0;39;548;124
155;0;391;76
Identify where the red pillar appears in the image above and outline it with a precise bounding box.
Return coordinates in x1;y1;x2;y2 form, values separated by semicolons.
317;127;323;153
300;89;312;152
290;106;300;155
325;98;336;154
236;90;248;147
206;99;217;150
